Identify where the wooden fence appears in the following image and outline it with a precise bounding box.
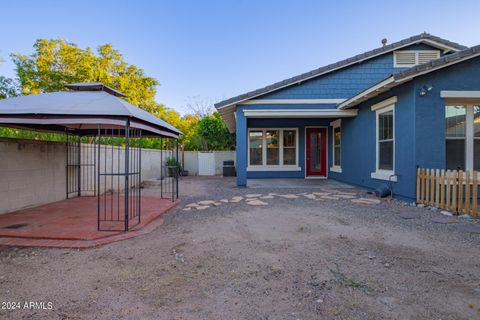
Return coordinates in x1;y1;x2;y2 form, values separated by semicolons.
416;168;478;217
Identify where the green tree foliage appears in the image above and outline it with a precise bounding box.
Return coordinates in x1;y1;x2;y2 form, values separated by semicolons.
195;112;235;151
1;38;226;150
11;39;159;111
0;76;20;99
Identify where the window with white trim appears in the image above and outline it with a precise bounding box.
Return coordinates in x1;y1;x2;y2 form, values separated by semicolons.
333;126;341;167
248;130;263;165
330;119;342;172
445;104;480;171
248;128;299;169
394;50;440;67
371;98;396;181
283;130;296;165
378;108;394;171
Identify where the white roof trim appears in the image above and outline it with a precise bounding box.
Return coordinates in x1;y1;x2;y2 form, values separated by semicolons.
243;109;358;118
338;77;395;109
440;90;480;98
371;96;398;111
330;119;342;127
239;98;347;105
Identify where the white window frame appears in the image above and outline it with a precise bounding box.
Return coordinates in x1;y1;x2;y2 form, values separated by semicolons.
330;119;342;173
371;97;397;182
393;50;440;68
445;104;479;172
247;128;300;171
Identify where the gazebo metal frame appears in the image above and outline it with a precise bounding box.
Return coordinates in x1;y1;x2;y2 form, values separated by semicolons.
0;83;181;231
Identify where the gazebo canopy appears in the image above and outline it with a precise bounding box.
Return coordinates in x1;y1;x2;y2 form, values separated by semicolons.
0;82;181;138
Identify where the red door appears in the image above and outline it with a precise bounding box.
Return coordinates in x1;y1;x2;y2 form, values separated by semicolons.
306;128;327;177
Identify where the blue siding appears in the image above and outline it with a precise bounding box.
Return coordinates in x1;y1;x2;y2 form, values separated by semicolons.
333;56;480;200
257;43;441;100
233;41;468;201
414;56;480;169
236;108;248;186
259;53;396;99
332;84;416;200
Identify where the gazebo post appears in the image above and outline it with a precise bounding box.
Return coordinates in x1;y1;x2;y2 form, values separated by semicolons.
160;137;163;198
124;120;130;232
77;134;81;197
66;131;69;199
97;126;101;231
176;138;179;199
138;130;142;223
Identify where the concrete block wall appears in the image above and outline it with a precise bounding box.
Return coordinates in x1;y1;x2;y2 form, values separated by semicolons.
0;138;66;214
0;138;235;214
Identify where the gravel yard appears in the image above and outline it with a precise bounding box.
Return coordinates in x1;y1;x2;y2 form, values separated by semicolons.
1;176;480;319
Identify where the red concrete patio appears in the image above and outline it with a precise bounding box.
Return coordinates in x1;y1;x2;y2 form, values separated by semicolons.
0;196;177;248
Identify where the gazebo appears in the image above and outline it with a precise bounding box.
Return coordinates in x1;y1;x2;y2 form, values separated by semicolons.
0;83;180;233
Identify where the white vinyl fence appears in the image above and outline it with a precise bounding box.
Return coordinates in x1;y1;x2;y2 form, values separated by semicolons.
181;151;235;176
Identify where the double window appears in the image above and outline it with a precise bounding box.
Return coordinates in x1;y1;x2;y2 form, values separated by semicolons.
445;105;480;172
248;129;298;169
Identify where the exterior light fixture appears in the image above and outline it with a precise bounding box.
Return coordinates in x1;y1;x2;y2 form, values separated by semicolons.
419;85;433;96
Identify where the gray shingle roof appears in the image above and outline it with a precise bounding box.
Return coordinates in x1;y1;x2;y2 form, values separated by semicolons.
215;33;466;109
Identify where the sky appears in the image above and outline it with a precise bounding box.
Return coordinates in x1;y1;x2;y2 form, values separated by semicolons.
1;0;480;114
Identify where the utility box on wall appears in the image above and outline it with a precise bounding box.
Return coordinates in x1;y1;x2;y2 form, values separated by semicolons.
198;152;215;176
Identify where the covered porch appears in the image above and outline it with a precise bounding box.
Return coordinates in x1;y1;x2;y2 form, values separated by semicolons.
225;103;357;186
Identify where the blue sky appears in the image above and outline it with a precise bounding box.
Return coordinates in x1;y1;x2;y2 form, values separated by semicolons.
1;0;480;114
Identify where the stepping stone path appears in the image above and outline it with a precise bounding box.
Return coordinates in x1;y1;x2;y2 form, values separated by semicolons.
336;194;357;199
198;200;216;205
279;194;299;199
230;196;243;203
313;192;331;196
321;195;340;200
260;195;275;199
351;198;381;205
181;188;386;211
246;199;268;206
431;216;457;224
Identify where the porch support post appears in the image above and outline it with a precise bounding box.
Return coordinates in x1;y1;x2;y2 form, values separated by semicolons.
236;108;247;186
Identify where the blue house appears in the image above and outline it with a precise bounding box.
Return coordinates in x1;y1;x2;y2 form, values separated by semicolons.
215;33;480;201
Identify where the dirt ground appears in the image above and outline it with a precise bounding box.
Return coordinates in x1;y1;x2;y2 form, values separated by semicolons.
1;177;480;320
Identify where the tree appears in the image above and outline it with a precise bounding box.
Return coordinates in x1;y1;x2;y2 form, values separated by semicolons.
0;76;20;99
184;95;215;118
2;39;235;152
11;39;160;112
196;112;235;151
